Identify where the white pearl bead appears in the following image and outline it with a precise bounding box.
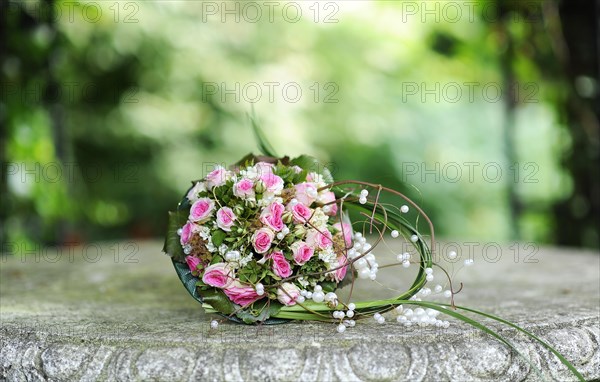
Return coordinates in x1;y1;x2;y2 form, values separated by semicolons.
360;189;369;197
377;316;385;324
312;291;325;303
306;291;313;299
348;303;356;311
402;260;411;268
358;268;371;279
176;228;182;236
400;205;409;213
410;235;419;242
391;230;399;238
404;309;413;317
359;197;367;205
395;305;403;313
443;290;452;298
297;296;305;303
210;320;219;329
314;285;323;292
355;258;367;269
434;285;443;293
337;324;347;333
425;267;433;275
325;292;337;302
276;232;284;240
346;310;354;318
373;313;381;320
426;274;434;282
369;273;377;281
414;308;425;316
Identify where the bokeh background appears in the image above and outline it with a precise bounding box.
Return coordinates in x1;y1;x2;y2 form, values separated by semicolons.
1;0;598;252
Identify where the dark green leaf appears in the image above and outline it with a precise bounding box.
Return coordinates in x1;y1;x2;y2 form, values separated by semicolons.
198;289;237;315
235;299;283;323
162;210;189;262
290;155;334;183
249;112;278;157
212;230;227;246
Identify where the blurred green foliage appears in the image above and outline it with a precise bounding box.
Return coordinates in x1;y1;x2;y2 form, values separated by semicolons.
1;0;598;250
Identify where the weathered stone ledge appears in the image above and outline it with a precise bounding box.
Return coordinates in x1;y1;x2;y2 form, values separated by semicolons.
1;241;598;381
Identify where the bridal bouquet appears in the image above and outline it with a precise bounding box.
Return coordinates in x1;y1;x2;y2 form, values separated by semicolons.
163;120;583;381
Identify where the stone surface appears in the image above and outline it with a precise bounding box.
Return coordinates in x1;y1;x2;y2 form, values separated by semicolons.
0;240;598;381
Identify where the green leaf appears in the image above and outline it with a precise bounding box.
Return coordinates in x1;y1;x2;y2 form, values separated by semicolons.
290;155;334;183
162;210;189;262
450;304;585;382
249;112;278;157
198;289;236;315
235;299;283;324
212;229;227;247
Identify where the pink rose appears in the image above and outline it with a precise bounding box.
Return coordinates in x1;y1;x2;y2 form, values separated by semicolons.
306;228;333;250
277;282;301;306
288;202;312;224
216;207;236;232
233;178;255;199
290;241;314;265
189;197;215;222
332;256;348;282
261;213;284;232
185;256;200;272
271;251;292;278
223;280;262;306
259;172;284;195
318;191;338;216
260;202;285;232
294;182;317;206
333;222;353;248
252;228;274;254
206;166;229;189
202;263;234;288
180;221;195;245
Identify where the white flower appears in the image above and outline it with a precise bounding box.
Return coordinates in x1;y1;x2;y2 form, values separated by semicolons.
309;208;329;230
318;248;336;264
218;244;229;255
197;226;211;240
186;181;206;202
239;252;253;267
